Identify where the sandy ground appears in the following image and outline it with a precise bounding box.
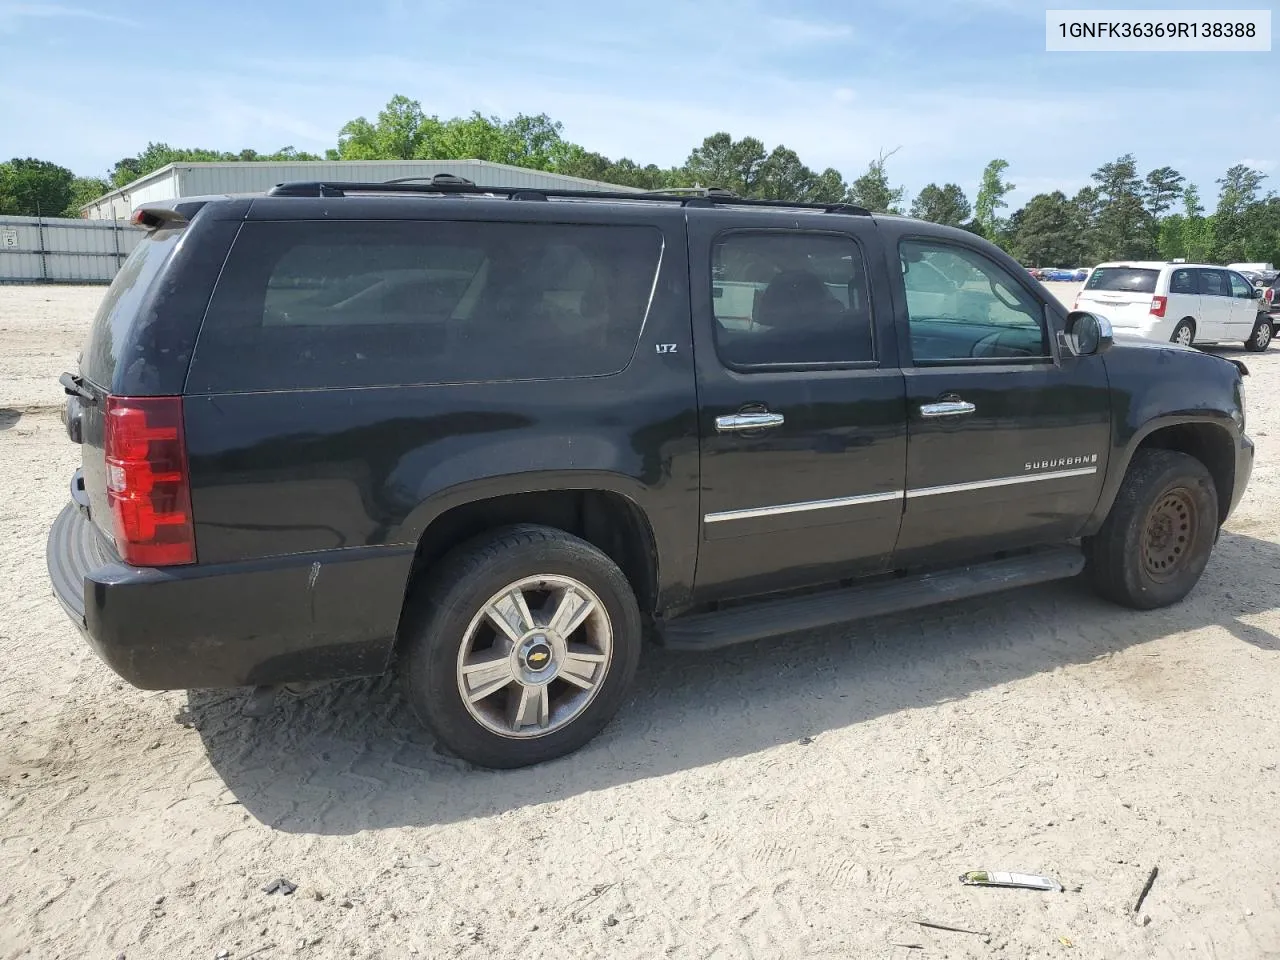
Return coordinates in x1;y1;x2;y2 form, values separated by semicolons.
2;282;1279;960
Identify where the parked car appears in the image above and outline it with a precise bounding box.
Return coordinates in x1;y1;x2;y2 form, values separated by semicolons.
1264;274;1280;315
1236;269;1265;287
47;180;1253;768
1073;268;1090;281
1075;261;1273;351
1228;262;1278;284
1043;268;1078;281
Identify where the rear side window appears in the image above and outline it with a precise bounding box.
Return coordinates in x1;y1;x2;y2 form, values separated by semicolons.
1085;267;1158;294
81;228;183;389
189;220;662;392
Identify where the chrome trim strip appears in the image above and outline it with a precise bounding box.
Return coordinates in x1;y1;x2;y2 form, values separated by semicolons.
906;466;1097;499
703;489;904;524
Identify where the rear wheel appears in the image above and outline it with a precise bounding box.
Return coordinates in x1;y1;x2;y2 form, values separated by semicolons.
1170;319;1195;346
1244;317;1273;352
399;525;642;769
1085;449;1218;610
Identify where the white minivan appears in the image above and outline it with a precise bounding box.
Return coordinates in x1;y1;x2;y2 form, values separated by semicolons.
1074;262;1272;351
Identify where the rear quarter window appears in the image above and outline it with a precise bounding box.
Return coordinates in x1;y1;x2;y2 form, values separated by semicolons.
188;220;663;392
1084;267;1159;294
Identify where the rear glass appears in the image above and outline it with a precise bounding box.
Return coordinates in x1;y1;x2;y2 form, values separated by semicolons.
1084;267;1158;294
81;228;183;388
190;220;663;392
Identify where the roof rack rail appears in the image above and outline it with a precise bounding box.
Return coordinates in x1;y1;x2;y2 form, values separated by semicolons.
264;178;872;216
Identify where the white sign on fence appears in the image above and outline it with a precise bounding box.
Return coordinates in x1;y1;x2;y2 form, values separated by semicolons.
0;229;17;249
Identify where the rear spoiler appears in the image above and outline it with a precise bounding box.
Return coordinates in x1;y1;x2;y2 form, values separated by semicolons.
130;194;239;229
1225;358;1249;377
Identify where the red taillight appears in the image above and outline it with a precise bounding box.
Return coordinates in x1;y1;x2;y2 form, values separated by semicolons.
1150;295;1168;317
1267;288;1275;304
104;395;195;566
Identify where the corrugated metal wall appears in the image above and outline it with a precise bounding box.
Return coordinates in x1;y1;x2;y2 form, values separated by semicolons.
176;160;643;197
0;216;143;283
82;159;639;219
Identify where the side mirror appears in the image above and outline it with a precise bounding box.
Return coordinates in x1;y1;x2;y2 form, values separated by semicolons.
1064;310;1114;356
1254;287;1265;300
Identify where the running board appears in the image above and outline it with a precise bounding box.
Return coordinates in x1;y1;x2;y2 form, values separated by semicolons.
660;547;1085;651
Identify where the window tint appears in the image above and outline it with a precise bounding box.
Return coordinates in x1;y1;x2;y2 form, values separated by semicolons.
900;240;1049;363
82;228;183;388
1169;268;1197;295
190;220;662;392
1228;272;1254;298
1085;267;1158;294
1199;269;1229;297
710;231;874;366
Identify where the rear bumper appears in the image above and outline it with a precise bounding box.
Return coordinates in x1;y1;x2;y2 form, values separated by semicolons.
47;502;415;690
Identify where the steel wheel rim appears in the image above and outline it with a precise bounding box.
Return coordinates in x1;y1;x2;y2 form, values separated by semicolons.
455;574;613;739
1174;325;1193;345
1142;487;1198;581
1257;323;1271;348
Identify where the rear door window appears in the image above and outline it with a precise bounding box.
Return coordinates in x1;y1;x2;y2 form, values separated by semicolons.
1084;267;1158;294
1198;269;1230;298
710;231;875;367
189;220;663;392
1169;269;1197;295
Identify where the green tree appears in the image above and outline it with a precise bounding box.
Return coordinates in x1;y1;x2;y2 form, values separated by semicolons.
974;159;1015;237
0;158;74;216
846;149;904;213
1211;164;1267;262
1070;186;1102;263
336;94;439;160
1240;196;1280;264
809;168;849;204
66;175;109;216
1142;166;1185;219
1009;191;1085;266
684;133;767;194
1090;153;1154;260
909;182;971;226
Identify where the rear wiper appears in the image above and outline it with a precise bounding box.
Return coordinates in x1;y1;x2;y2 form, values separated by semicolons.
59;371;97;404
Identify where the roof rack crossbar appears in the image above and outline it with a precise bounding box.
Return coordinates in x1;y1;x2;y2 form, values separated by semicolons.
264;179;872;216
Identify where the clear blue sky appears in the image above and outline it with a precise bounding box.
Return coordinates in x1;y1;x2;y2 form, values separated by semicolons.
1;0;1275;208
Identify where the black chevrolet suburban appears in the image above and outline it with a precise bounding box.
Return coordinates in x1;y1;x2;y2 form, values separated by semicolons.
48;177;1253;768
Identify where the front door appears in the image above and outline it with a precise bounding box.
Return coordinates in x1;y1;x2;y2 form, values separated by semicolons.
690;212;907;603
884;231;1112;566
1196;268;1234;339
1227;270;1261;339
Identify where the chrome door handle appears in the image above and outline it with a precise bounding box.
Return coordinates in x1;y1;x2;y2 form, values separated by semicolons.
920;400;976;418
715;412;785;433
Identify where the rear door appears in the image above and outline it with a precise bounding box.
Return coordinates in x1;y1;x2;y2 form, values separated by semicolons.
689;211;907;603
1196;269;1233;339
1076;265;1160;330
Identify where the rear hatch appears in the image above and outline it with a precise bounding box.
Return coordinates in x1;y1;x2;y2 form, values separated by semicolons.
66;227;185;543
1075;266;1161;326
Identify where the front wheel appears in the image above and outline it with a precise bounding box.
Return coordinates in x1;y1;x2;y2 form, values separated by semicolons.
399;525;642;769
1085;449;1218;610
1244;318;1273;352
1170;319;1195;346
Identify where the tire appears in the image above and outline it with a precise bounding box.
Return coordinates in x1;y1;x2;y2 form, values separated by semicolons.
1244;317;1273;352
1085;449;1218;610
1170;319;1195;346
398;524;642;769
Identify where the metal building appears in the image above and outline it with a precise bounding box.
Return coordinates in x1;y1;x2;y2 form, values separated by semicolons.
0;215;142;283
81;159;640;220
